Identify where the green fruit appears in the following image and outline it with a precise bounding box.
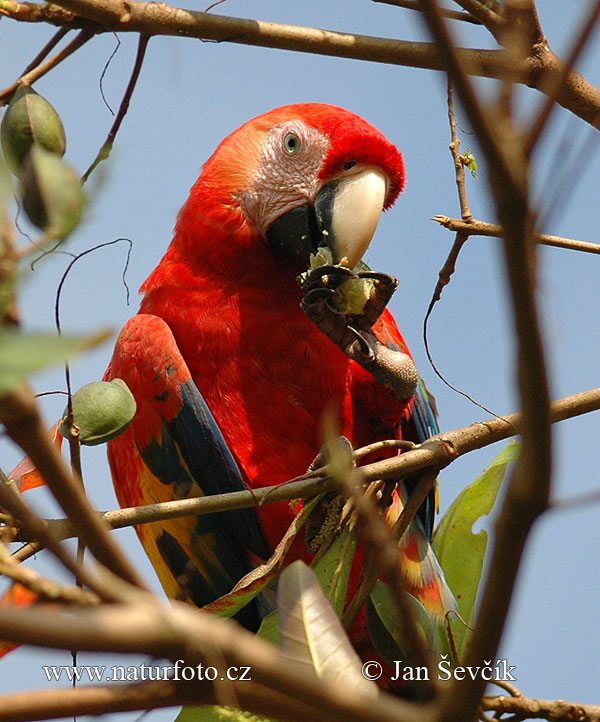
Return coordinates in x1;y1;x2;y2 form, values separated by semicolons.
1;86;66;175
60;378;137;446
21;145;84;237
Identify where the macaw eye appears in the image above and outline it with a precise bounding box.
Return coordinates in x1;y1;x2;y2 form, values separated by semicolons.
344;160;357;170
283;132;300;155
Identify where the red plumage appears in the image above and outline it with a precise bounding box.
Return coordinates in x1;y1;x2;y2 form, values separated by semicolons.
107;103;453;686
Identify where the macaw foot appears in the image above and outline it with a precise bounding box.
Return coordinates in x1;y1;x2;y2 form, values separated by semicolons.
300;264;418;399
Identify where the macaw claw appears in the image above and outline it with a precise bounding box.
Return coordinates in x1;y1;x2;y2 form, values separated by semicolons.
300;265;417;400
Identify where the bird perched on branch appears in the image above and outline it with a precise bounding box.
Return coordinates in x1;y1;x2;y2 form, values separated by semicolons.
106;103;454;678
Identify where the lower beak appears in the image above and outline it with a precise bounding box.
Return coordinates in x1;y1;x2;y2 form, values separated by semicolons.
265;167;388;269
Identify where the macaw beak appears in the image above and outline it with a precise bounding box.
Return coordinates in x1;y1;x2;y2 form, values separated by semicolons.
265;167;388;269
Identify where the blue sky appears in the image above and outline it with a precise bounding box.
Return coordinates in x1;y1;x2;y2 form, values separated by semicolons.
1;1;599;716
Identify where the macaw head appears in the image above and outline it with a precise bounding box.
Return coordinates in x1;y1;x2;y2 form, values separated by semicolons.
177;103;404;272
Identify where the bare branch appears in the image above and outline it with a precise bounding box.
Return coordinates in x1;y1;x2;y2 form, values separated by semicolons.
419;4;552;721
526;0;600;156
446;76;472;221
433;215;600;254
82;33;150;181
0;601;426;722
0;680;210;722
9;385;600;555
0;554;99;605
0;677;341;722
372;0;482;24
332;450;435;699
3;0;598;128
20;27;71;74
0;468;125;602
482;694;600;722
452;0;504;37
0;384;147;590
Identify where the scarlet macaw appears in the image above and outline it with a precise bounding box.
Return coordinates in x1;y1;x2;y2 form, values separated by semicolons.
106;104;454;657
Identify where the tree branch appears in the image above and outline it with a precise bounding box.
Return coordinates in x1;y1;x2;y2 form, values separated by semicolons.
482;694;600;722
419;4;552;722
433;215;600;255
0;468;131;603
0;554;99;605
0;678;337;722
3;0;600;128
0;384;147;590
10;385;600;554
81;33;150;181
372;0;482;24
0;601;426;722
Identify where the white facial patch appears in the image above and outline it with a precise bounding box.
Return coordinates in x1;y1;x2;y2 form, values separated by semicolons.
238;120;330;236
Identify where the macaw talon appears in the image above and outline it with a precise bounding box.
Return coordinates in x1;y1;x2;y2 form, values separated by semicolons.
356;270;395;283
302;287;337;305
301;288;417;398
348;325;375;362
354;272;399;331
306;435;354;473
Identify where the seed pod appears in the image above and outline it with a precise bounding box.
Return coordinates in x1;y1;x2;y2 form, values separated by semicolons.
1;86;66;174
60;378;137;446
21;145;85;237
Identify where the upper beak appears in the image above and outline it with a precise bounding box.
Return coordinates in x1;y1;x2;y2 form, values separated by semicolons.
265;167;388;269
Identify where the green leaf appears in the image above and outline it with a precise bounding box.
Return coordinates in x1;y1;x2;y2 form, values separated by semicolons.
277;561;377;697
366;581;435;664
432;441;519;655
0;329;111;395
256;608;278;645
176;705;277;722
310;520;357;615
202;496;321;619
257;520;357;645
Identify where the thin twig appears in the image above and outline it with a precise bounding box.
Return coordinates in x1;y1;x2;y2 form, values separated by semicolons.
0;602;424;722
372;0;481;24
10;385;600;554
82;34;150;182
482;694;600;722
342;472;437;635
447;76;472;221
0;469;125;603
525;0;600;157
353;439;416;459
419;5;552;722
547;486;600;512
0;554;99;605
21;27;71;74
0;678;338;722
452;0;504;37
334;458;435;699
433;215;600;255
423;231;496;416
3;0;592;129
0;384;147;590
